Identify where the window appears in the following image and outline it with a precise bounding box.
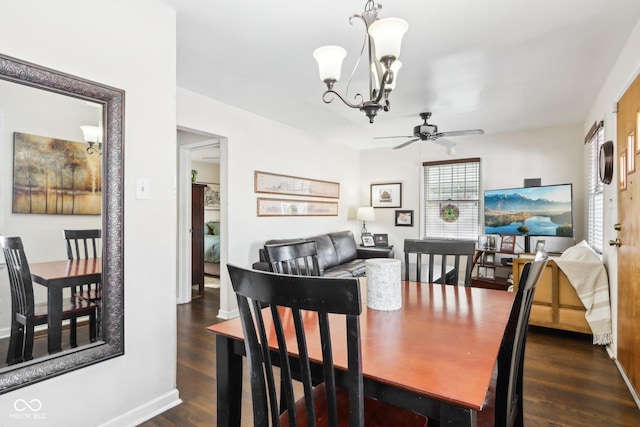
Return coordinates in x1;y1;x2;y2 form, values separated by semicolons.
585;121;604;253
421;158;480;240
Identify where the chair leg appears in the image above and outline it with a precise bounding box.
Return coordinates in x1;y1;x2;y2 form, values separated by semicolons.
70;318;77;347
6;321;24;365
89;311;97;342
23;323;35;361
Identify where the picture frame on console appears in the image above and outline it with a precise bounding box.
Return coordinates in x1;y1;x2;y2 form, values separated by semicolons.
373;233;389;247
362;235;375;247
500;234;516;253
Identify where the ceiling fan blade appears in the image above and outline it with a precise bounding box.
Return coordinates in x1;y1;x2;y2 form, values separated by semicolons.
437;129;484;138
433;138;457;148
393;138;420;150
373;135;414;140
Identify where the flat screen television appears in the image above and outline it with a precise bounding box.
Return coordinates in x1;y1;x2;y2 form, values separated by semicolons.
484;183;573;237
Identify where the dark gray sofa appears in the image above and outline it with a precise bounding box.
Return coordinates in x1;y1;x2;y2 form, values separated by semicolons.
252;230;394;278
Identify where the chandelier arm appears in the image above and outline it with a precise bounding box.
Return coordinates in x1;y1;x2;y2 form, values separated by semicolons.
372;69;391;104
344;13;369;105
322;90;365;109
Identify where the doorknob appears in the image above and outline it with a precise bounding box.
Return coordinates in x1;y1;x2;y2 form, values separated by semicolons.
609;238;622;247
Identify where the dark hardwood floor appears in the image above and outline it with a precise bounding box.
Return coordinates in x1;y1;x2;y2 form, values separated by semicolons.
141;287;640;427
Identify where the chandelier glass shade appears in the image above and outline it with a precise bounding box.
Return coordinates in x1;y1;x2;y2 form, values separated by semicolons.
80;125;103;155
313;1;408;123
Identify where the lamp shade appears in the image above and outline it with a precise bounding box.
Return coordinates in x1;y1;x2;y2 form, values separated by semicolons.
80;125;101;143
357;206;376;221
368;17;408;61
313;45;347;83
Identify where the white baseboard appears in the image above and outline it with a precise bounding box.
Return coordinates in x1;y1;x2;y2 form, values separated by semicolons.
614;359;640;410
98;389;181;427
217;308;239;320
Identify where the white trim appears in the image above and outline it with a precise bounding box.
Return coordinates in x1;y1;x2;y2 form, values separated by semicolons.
217;308;239;320
98;390;181;427
614;358;640;409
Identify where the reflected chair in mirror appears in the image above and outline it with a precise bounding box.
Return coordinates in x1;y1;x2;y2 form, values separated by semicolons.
403;238;476;285
63;229;101;302
226;264;429;427
477;252;548;427
264;241;321;276
1;236;98;365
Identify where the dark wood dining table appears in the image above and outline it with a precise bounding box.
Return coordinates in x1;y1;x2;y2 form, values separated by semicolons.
29;258;102;353
207;279;516;427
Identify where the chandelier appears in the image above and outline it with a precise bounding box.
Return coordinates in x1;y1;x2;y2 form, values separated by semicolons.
80;125;102;155
313;0;408;123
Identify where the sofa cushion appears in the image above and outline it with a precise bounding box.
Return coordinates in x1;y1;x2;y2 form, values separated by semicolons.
307;234;339;270
329;230;358;264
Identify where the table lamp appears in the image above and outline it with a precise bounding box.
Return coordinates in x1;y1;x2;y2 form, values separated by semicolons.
357;206;375;235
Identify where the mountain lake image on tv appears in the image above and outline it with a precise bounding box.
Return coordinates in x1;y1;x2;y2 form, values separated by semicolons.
484;184;573;237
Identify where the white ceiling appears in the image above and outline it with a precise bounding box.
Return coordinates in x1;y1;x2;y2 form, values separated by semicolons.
161;0;640;150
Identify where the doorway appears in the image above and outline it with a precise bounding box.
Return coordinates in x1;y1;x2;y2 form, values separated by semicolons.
176;128;223;305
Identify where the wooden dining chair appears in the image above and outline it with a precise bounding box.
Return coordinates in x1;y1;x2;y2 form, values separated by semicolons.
1;236;98;365
226;263;428;427
264;241;321;276
63;229;101;301
403;238;476;285
477;252;548;427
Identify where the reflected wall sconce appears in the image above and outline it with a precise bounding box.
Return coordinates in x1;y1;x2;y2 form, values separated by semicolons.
80;125;102;155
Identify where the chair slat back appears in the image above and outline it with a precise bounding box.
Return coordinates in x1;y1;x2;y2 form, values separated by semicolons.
63;229;101;260
227;264;363;427
404;239;476;285
265;241;321;277
0;236;35;319
495;253;548;427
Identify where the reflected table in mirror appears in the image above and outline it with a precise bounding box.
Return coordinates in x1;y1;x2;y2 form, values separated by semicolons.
29;258;102;353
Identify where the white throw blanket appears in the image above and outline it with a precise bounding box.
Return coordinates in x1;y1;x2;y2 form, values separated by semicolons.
553;241;612;345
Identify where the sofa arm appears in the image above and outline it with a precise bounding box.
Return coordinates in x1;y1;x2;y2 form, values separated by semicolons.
252;261;270;272
357;247;394;259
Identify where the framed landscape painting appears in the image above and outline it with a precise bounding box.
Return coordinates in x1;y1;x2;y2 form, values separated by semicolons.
12;132;102;215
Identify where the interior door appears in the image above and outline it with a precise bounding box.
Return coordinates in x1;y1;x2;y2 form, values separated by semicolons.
616;74;640;396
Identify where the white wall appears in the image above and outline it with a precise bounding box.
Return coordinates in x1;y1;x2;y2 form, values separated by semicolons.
585;15;640;357
360;124;584;255
177;88;361;317
0;1;179;425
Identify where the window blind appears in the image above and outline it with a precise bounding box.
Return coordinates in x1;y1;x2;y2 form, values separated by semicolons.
586;121;604;253
421;158;480;240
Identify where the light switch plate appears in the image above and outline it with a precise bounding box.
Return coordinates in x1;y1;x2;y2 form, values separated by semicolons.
136;178;149;199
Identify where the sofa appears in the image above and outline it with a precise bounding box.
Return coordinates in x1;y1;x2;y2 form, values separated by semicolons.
252;230;394;278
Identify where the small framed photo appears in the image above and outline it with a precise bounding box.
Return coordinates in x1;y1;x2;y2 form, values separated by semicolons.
370;182;402;208
361;235;375;247
484;253;495;264
485;267;496;280
478;235;488;249
373;233;389;247
535;239;546;252
500;234;516;253
395;210;413;226
478;266;487;278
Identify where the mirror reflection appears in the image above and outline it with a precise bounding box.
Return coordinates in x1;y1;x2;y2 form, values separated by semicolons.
0;78;104;368
0;51;127;390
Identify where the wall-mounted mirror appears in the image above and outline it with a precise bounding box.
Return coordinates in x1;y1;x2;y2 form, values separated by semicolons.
0;53;124;392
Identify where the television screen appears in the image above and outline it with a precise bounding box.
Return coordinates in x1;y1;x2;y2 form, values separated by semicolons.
484;184;573;237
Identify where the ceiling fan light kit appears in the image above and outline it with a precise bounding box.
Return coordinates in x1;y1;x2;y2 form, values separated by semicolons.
313;0;408;123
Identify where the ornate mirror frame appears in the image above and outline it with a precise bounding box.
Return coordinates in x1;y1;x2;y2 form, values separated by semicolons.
0;53;124;393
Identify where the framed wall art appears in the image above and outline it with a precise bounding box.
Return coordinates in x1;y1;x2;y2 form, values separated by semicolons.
500;234;516;253
201;182;220;210
12;132;102;215
257;197;338;217
395;210;413;226
370;182;402;208
254;170;340;199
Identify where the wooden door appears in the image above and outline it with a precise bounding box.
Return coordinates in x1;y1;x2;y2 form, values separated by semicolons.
191;184;205;298
616;74;640;396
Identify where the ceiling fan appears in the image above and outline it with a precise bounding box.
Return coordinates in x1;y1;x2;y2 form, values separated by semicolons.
374;112;484;150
